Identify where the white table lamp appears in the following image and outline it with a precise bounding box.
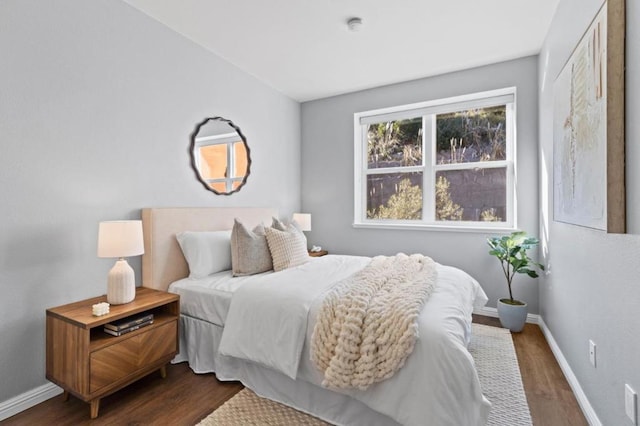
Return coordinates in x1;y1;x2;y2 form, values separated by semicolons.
292;213;311;232
292;213;320;251
97;220;144;305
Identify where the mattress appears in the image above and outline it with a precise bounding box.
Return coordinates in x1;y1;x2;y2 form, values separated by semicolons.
168;269;273;326
168;256;340;326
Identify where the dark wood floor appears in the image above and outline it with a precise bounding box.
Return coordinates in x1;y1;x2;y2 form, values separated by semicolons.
3;316;586;426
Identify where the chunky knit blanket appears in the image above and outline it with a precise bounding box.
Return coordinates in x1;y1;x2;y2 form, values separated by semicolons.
310;253;437;390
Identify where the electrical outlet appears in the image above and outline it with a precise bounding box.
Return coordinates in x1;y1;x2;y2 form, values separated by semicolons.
626;384;637;424
589;340;596;367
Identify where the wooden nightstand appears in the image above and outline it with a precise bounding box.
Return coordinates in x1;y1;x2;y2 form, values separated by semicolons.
46;287;179;418
308;250;328;257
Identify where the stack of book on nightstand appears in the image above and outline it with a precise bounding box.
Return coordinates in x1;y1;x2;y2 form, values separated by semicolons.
104;312;154;336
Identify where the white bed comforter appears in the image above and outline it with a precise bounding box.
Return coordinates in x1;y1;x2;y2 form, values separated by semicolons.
218;255;490;426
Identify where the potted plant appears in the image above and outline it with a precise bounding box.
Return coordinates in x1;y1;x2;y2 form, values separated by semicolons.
487;231;544;332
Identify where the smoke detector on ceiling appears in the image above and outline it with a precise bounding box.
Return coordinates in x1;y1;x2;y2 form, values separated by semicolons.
347;17;363;31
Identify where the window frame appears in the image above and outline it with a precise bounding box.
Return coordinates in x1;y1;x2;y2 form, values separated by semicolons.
353;87;517;232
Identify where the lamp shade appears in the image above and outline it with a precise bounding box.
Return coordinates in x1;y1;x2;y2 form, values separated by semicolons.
97;220;144;258
292;213;311;231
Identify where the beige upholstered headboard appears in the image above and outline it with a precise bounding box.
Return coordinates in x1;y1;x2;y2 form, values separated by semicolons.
141;207;277;291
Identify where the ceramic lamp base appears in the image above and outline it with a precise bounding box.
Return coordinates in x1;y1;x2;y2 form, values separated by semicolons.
107;259;136;305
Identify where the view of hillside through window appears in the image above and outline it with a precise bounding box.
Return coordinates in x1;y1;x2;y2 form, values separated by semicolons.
366;106;507;222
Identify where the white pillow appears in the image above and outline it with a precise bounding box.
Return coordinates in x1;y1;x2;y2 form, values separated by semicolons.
176;230;232;279
265;225;309;272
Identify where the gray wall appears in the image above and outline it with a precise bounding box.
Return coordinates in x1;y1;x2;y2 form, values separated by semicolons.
301;57;540;312
538;0;640;424
0;0;300;402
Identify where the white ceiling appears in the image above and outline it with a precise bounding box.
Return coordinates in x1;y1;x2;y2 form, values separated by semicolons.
123;0;559;102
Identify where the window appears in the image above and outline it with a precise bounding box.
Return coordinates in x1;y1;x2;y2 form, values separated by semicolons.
354;88;516;230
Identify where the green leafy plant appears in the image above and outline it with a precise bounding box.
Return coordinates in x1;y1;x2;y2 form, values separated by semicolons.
487;231;544;305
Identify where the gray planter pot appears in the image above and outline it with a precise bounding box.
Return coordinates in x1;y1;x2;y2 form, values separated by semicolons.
497;299;528;332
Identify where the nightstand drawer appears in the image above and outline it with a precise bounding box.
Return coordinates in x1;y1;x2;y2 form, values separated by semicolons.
139;321;178;365
90;335;139;392
90;321;177;393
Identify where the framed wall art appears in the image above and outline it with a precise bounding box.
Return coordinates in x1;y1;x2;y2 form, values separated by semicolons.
552;0;625;233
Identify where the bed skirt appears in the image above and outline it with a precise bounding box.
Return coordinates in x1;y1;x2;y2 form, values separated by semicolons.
173;314;400;426
172;314;224;373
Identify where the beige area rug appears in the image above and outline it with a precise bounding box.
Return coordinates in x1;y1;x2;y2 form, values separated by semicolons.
197;323;531;426
469;324;533;426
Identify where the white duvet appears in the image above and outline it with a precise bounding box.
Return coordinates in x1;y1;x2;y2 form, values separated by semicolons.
218;254;491;426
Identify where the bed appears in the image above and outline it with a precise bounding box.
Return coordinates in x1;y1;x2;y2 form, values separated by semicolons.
141;207;491;426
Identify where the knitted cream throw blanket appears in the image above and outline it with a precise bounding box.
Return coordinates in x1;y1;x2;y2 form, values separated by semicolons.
310;253;437;390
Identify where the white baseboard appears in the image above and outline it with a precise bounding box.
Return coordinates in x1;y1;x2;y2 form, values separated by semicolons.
537;317;601;426
473;306;540;324
0;382;63;421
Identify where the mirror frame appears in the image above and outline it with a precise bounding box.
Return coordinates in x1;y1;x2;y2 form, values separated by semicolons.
189;116;252;196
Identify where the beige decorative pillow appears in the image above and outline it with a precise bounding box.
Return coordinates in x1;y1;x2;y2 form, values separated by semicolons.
230;219;273;276
265;225;310;272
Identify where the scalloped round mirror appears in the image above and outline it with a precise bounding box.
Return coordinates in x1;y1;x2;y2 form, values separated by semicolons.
190;116;251;195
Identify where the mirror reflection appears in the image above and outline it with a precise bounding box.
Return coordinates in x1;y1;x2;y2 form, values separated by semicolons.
190;117;251;195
